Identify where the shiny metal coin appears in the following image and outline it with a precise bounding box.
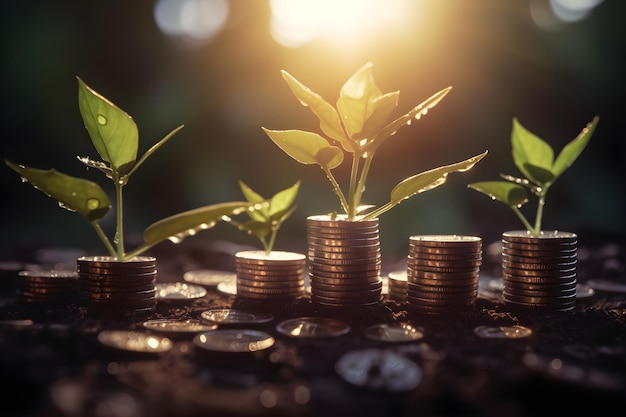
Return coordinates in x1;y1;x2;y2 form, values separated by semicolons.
502;230;577;243
216;281;237;295
407;269;479;282
310;293;382;307
473;325;532;339
335;349;422;392
407;258;482;269
97;330;172;353
155;282;207;302
307;214;379;227
77;255;156;268
575;284;595;299
363;323;424;342
235;250;306;265
200;308;274;324
141;318;217;335
311;278;382;293
409;235;481;247
309;274;382;286
276;317;350;338
183;269;235;287
193;329;274;353
236;283;305;295
502;266;576;278
236;277;304;288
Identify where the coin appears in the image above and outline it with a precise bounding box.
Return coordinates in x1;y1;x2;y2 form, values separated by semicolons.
155;282;207;302
236;277;304;289
363;323;424;342
200;308;274;324
183;269;236;287
502;230;577;243
193;329;275;353
473;325;532;339
141;319;217;335
409;235;482;247
97;330;172;353
335;349;422;392
276;317;350;338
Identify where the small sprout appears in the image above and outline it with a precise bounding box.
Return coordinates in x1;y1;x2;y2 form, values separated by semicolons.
222;180;300;255
468;116;599;236
262;62;487;221
6;78;260;261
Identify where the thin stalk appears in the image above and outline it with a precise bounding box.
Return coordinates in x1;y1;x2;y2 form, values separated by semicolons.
322;167;349;215
90;220;116;257
362;201;394;221
353;152;375;216
512;206;534;235
266;228;278;256
115;180;125;259
533;188;548;236
347;152;362;219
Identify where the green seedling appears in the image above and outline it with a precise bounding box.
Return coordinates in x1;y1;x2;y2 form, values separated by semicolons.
222;180;300;255
6;77;262;261
262;62;487;221
468;116;599;237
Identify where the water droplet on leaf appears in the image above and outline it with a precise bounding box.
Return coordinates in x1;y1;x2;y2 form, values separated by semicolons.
97;115;107;125
87;198;100;210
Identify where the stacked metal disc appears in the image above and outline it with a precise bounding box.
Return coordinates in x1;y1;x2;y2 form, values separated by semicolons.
406;235;482;314
502;231;577;312
306;215;382;308
77;256;157;315
18;270;79;304
387;270;408;302
234;250;306;300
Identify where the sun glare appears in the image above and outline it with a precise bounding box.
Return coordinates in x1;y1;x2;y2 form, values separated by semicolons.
154;0;229;45
269;0;414;48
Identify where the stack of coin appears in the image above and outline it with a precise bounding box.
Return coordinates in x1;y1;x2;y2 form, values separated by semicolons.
18;270;79;304
234;250;306;301
502;231;577;312
387;270;408;302
406;235;482;314
306;215;382;308
77;256;157;315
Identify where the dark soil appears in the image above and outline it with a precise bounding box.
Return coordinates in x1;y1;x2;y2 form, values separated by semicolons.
1;237;625;417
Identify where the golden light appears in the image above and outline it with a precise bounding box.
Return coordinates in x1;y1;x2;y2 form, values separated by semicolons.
269;0;415;48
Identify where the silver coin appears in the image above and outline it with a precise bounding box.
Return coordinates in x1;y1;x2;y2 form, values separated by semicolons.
502;230;577;242
155;282;207;302
141;318;217;335
276;317;350;338
307;214;379;228
200;308;274;324
183;269;236;287
363;323;424;342
97;330;172;353
193;329;274;353
335;349;422;392
235;250;306;265
216;281;237;295
473;325;532;339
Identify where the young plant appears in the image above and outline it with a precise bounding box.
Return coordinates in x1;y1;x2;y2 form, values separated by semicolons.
222;180;300;255
5;77;261;261
262;62;487;221
468;116;599;236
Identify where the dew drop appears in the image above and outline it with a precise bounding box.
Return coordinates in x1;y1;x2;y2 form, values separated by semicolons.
20;176;28;183
97;115;107;125
87;198;100;210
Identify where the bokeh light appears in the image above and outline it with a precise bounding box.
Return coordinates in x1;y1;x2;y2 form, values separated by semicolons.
154;0;229;46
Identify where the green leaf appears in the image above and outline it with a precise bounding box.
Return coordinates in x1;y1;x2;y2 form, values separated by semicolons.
390;151;488;204
552;115;599;180
337;62;384;140
522;163;554;184
280;70;348;149
5;160;110;221
366;86;452;153
467;181;529;207
77;77;138;177
243;219;272;240
359;91;400;142
239;180;268;221
143;201;261;245
268;180;300;218
262;128;344;169
511;118;554;185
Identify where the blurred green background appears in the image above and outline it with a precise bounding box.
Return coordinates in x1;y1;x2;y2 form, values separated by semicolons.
1;0;624;260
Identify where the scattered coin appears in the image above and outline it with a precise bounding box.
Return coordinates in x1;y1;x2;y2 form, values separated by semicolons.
363;323;424;342
276;317;350;338
200;308;275;325
193;329;275;353
141;319;217;335
335;349;422;392
97;330;173;353
183;269;236;287
473;325;533;339
155;282;207;302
